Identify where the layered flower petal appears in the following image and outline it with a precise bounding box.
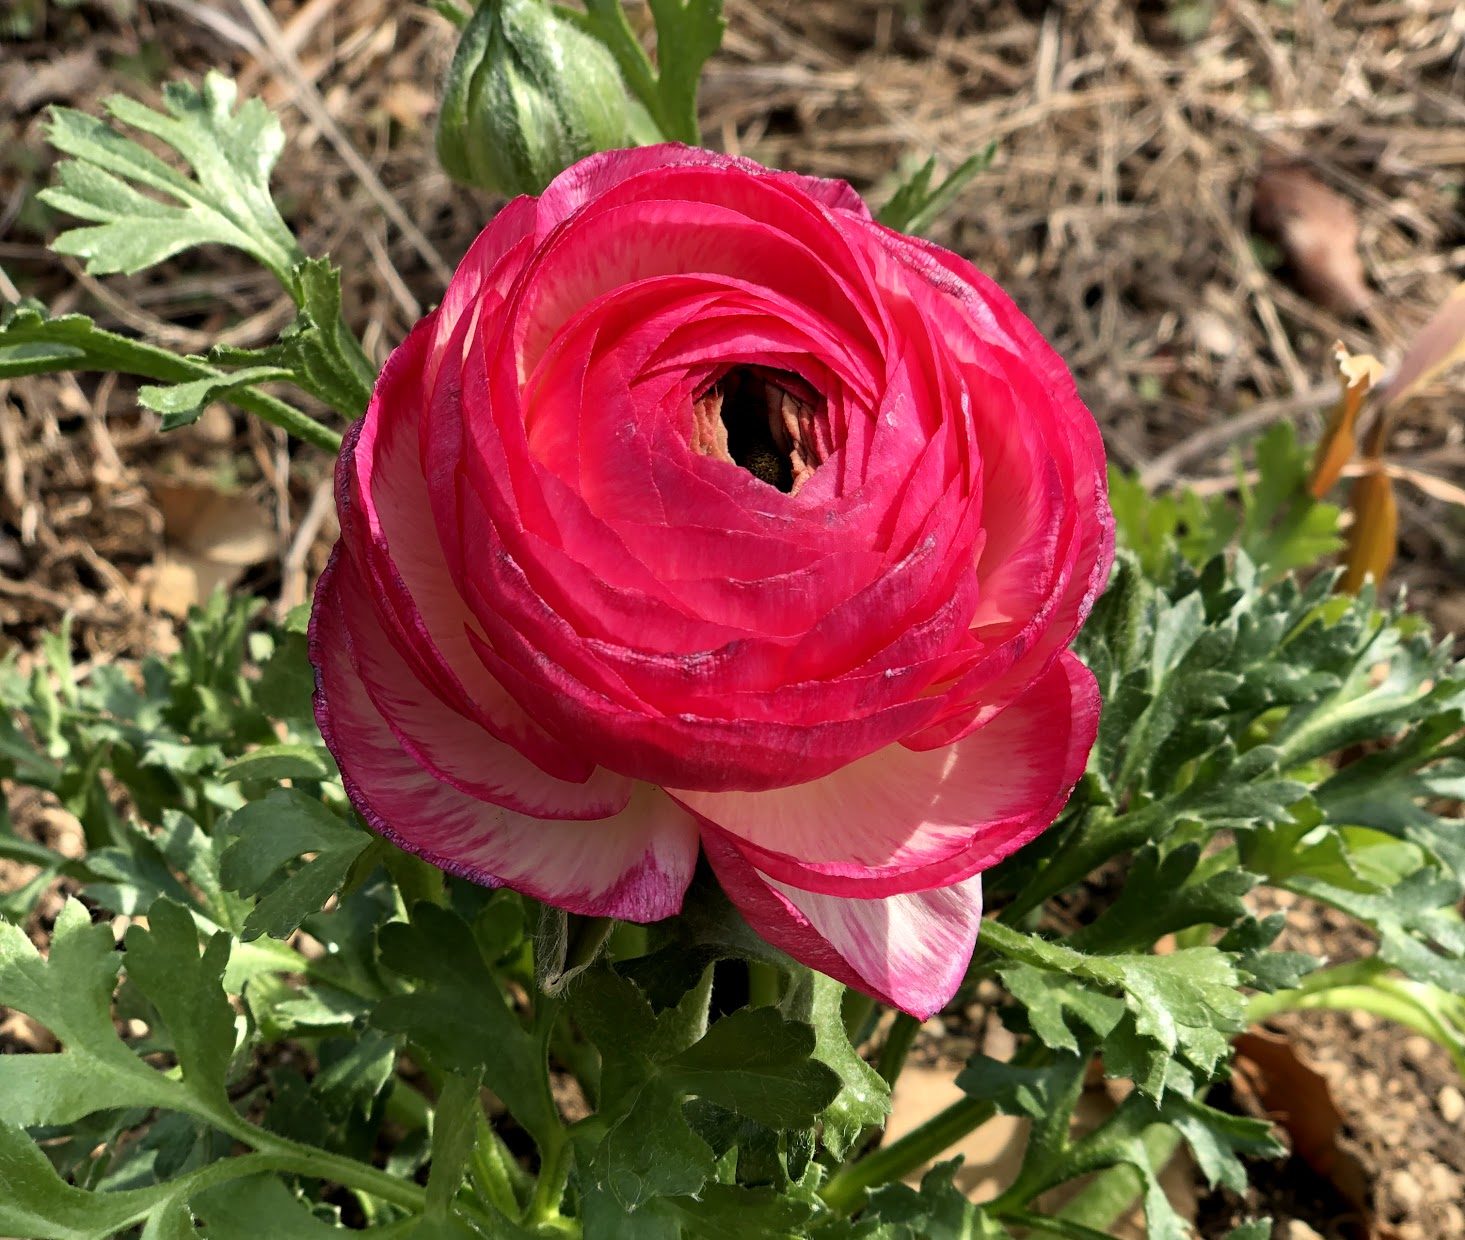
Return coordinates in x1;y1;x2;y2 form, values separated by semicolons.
703;828;984;1020
310;144;1113;1016
670;651;1100;897
311;554;699;921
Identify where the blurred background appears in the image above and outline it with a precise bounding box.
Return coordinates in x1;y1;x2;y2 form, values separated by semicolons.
0;3;1462;1235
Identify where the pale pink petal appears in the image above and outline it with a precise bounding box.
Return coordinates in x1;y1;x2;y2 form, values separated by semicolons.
329;551;631;819
671;652;1098;895
345;311;592;781
310;561;698;921
704;830;983;1019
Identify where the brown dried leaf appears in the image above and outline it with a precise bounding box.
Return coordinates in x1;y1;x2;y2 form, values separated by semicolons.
1340;467;1398;594
1377;280;1465;409
1233;1030;1376;1227
1310;342;1384;498
1253;166;1370;314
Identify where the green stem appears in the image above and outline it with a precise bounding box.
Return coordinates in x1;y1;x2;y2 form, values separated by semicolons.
876;1012;919;1088
100;1152;325;1233
1024;1128;1181;1239
1001;1210;1125;1240
1246;959;1465;1075
748;960;783;1008
1000;806;1160;928
210;1111;430;1214
1243;957;1384;1023
820;1096;996;1212
233;387;343;454
843;991;878;1045
577;1;671;138
525;1132;574;1226
470;1112;525;1219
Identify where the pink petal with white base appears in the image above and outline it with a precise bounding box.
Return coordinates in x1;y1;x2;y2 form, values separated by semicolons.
703;829;983;1018
671;652;1098;896
311;558;698;922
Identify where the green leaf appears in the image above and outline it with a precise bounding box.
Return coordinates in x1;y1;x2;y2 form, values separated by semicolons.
579;1190;683;1240
252;622;318;725
598;1077;716;1210
669;1183;817;1238
1218;914;1316;994
959;1053;1087;1203
857;1161;993;1240
1238;423;1344;576
41;73;301;282
220;788;370;941
372;903;560;1152
191;1175;344;1239
0;898;187;1128
878;146;996;236
1109;424;1340;581
138;366;293;431
666;1006;840;1130
0;1052;163;1129
646;0;725;143
982;922;1245;1096
1311;708;1465;881
1164;1095;1281;1193
998;965;1124;1054
0;898;120;1049
1067;843;1253;954
780;971;889;1157
0;1118;173;1240
0;305;341;451
1292;870;1465;990
578;0;723;143
141;1197;198;1240
426;1074;480;1219
123;898;238;1113
958;1054;1085;1126
571;967;717;1209
211;258;375;418
219;743;334;785
277;257;376;416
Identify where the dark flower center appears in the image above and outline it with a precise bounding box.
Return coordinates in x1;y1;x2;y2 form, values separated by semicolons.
690;366;825;494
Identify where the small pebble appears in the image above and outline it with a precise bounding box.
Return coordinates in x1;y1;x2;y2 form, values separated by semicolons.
1281;1221;1324;1240
1389;1168;1424;1209
1402;1035;1435;1066
1348;1009;1376;1032
1439;1084;1465;1125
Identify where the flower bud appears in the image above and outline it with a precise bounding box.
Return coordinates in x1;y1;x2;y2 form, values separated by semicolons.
437;0;633;198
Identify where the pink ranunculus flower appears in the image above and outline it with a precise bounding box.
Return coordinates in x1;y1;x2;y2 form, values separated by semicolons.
309;145;1112;1019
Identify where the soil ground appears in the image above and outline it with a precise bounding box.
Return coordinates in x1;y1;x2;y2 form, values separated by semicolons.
1;1;1463;1236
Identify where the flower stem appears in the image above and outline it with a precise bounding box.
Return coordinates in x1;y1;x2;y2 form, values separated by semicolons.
843;990;878;1044
526;1133;574;1226
820;1095;997;1212
234;387;343;454
1001;1210;1128;1240
470;1113;526;1218
748;960;783;1007
875;1012;919;1088
214;1113;431;1214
